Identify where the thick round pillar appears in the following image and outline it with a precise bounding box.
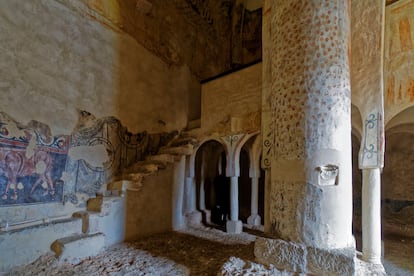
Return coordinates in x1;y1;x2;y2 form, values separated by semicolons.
362;168;382;264
269;0;353;249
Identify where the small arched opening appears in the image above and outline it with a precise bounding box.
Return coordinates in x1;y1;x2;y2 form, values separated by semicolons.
194;140;229;226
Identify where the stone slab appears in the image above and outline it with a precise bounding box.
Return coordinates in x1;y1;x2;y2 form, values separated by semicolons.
307;246;356;275
0;217;82;272
51;232;105;264
254;238;307;273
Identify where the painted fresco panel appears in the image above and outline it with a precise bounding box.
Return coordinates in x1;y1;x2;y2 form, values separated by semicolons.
0;121;69;205
385;0;414;122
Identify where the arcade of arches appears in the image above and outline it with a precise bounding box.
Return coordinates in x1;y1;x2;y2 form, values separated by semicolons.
0;0;414;275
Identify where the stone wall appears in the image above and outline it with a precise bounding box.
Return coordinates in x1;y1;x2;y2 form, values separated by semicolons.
351;0;385;169
201;63;262;135
125;164;175;240
381;127;414;237
0;0;197;136
382;0;414;238
76;0;262;81
0;0;195;227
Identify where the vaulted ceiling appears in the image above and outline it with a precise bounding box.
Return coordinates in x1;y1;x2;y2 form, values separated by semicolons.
386;0;401;5
78;0;399;80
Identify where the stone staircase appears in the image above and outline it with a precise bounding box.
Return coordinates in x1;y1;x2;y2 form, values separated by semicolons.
49;132;198;263
108;132;198;193
50;195;123;264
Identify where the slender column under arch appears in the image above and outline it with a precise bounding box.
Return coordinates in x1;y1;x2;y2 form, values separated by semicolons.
362;168;382;264
247;176;261;226
226;176;242;233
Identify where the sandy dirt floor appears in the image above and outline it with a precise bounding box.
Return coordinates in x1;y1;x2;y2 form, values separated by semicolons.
5;225;414;276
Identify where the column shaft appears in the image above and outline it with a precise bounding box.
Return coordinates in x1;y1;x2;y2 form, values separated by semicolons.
199;179;205;211
230;176;239;221
268;0;353;248
362;168;382;264
248;177;261;226
251;177;259;215
184;176;196;213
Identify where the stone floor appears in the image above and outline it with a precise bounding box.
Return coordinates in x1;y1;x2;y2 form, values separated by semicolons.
5;225;414;276
382;234;414;275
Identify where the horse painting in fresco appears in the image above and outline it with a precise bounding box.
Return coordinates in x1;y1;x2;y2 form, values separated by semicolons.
0;112;69;204
0;147;54;201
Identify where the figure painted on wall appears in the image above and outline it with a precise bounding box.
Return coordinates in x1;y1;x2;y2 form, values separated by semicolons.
0;113;69;205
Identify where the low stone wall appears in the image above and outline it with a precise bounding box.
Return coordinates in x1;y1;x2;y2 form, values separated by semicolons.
0;218;82;272
254;237;356;275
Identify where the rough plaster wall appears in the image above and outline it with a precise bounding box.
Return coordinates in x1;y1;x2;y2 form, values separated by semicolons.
381;130;414;237
231;2;262;66
77;0;261;80
385;0;414;123
382;132;414;201
0;218;82;272
351;0;385;169
201;63;262;134
0;0;196;136
386;105;414;129
124;165;174;240
351;0;384;114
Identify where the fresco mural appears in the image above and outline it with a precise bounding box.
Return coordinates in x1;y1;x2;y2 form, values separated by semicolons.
0;110;178;206
0;113;69;205
65;111;177;200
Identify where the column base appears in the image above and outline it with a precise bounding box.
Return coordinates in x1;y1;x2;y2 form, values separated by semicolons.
356;255;386;275
247;214;261;226
362;255;382;265
202;209;211;224
185;211;202;226
226;220;243;234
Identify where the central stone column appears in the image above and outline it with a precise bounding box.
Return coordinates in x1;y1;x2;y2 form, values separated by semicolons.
267;0;353;249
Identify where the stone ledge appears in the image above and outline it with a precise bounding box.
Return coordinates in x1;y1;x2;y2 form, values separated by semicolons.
0;217;83;272
254;237;356;275
51;232;105;264
254;238;307;272
159;144;194;156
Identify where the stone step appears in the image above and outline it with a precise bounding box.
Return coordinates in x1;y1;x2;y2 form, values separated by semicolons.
0;217;83;272
146;153;176;164
87;195;123;216
108;179;144;194
122;162;160;174
168;136;198;147
158;144;194;156
51;232;105;264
